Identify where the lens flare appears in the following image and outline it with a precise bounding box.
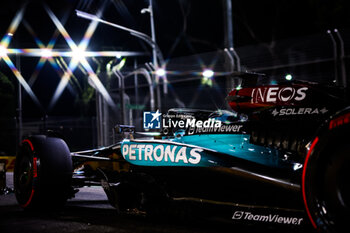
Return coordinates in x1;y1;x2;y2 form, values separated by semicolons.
45;5;116;110
0;6;42;109
71;47;86;61
2;55;41;108
1;6;25;48
202;69;214;78
155;68;166;77
0;45;7;57
41;48;53;58
1;4;146;112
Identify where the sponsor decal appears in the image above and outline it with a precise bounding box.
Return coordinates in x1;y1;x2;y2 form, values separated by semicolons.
143;110;162;129
329;112;350;130
232;211;304;225
33;157;38;178
144;110;223;132
251;86;308;104
188;124;243;135
122;144;202;165
272;107;328;116
162;117;221;129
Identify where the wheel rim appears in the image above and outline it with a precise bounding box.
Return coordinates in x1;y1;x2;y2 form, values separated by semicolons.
15;149;34;205
317;148;350;231
336;160;349;210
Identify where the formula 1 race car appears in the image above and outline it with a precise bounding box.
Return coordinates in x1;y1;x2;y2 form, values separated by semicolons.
14;72;349;233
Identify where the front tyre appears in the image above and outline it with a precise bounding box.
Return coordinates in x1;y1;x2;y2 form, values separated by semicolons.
14;135;73;210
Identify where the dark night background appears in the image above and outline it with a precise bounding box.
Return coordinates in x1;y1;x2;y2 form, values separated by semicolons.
1;0;350;153
1;1;349;66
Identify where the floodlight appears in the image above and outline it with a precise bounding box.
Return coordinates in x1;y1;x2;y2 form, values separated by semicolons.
285;74;293;81
202;69;214;78
155;68;166;77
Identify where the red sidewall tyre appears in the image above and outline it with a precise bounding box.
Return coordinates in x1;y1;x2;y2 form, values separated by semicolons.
14;135;73;210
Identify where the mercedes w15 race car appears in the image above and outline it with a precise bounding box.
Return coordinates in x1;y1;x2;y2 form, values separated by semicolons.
14;72;349;233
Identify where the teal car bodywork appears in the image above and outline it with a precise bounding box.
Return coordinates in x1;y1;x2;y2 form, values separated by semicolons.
121;133;294;169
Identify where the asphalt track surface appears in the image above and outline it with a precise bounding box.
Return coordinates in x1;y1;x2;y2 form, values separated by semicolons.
1;173;313;233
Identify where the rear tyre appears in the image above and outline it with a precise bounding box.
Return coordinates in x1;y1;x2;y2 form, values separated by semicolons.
14;135;72;210
303;126;350;232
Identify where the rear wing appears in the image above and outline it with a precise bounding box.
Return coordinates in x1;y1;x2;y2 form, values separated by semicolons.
229;71;266;88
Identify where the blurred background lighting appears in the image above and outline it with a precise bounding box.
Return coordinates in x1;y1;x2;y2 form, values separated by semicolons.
41;48;52;58
71;47;86;61
202;69;214;78
155;68;166;76
0;45;7;57
285;74;293;81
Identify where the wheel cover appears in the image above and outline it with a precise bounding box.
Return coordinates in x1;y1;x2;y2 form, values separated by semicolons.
14;142;36;207
320;149;350;229
304;137;350;232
